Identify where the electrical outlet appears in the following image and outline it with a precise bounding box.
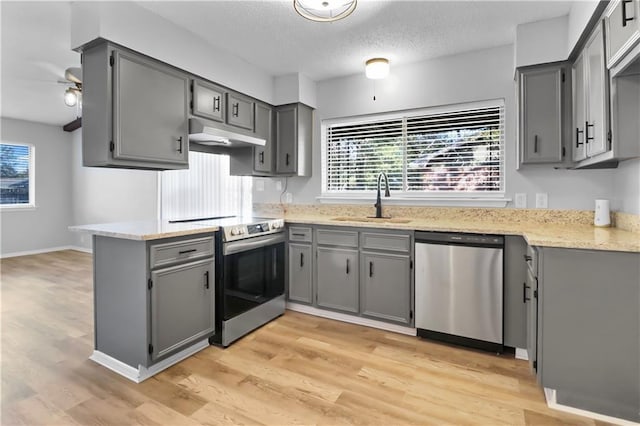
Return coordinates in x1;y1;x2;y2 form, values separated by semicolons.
275;180;282;191
255;179;265;192
515;193;527;208
535;193;548;209
284;192;293;204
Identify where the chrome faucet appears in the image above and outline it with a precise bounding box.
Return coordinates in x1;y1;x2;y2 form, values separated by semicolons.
374;172;391;218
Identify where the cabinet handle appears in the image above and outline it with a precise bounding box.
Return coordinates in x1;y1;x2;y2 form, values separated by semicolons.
575;128;584;147
291;233;306;237
346;258;350;275
523;254;532;262
533;134;538;153
214;96;220;112
286;153;290;166
622;0;634;27
232;103;239;117
177;136;183;153
259;151;264;164
178;248;197;255
300;252;304;268
204;271;210;289
523;282;531;303
585;121;595;142
369;261;374;277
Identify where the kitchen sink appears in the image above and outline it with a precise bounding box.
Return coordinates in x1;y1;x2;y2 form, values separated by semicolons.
331;216;413;224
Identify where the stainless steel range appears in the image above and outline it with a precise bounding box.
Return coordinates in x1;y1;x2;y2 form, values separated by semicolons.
207;217;286;347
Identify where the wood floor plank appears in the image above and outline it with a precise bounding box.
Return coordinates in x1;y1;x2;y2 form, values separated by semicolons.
0;250;613;425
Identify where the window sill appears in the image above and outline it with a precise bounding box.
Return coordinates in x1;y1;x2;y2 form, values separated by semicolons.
316;195;511;208
0;204;37;212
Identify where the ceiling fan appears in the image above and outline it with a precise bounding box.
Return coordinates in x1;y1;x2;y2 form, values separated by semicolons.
60;67;82;132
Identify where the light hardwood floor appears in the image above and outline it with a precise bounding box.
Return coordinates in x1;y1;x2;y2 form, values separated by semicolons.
1;250;610;425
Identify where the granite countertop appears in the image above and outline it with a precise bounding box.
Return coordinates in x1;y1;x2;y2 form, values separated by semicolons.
283;214;640;253
69;220;219;241
70;213;640;252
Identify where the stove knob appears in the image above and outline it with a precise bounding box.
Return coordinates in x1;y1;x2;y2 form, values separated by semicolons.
230;227;239;236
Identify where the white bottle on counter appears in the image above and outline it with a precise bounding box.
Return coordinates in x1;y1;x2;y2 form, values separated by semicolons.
594;199;611;227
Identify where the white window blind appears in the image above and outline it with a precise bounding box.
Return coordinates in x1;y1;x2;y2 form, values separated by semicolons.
0;143;35;208
160;151;252;221
322;100;505;196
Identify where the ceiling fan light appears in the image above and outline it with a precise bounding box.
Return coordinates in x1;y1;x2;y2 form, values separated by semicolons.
365;58;390;79
64;87;78;107
293;0;357;22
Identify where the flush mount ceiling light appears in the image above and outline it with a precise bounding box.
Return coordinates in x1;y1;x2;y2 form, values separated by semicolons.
293;0;357;22
365;58;390;79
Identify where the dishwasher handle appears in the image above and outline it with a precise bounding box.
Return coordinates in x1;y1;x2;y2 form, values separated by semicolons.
415;231;504;248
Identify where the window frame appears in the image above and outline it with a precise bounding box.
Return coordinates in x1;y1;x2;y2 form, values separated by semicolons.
0;142;36;210
320;99;508;207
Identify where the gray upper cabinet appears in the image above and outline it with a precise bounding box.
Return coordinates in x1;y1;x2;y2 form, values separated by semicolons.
572;54;588;161
253;102;275;174
82;41;189;170
192;79;225;123
276;103;313;176
360;251;411;324
150;258;214;360
316;246;359;313
584;23;610;158
227;92;255;131
605;0;640;68
517;63;569;165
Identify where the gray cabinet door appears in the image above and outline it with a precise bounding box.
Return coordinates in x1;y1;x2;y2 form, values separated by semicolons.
227;92;255;131
112;49;189;166
253;103;274;173
150;258;214;360
605;0;640;67
572;53;587;161
316;247;359;313
518;65;564;164
503;236;527;349
276;104;298;174
584;23;609;158
288;243;312;304
192;79;225;123
525;267;538;376
360;251;411;324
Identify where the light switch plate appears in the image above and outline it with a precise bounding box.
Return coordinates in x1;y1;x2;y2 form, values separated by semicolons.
535;193;548;208
284;192;293;204
515;193;527;208
275;180;282;191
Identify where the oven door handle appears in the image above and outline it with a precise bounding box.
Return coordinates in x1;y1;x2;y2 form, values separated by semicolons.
223;233;285;255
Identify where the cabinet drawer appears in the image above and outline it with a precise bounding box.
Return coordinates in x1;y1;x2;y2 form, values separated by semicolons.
289;226;312;242
316;229;359;247
150;236;214;269
361;232;411;253
525;245;538;276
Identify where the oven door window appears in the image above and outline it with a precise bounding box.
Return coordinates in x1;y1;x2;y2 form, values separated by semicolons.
222;242;284;320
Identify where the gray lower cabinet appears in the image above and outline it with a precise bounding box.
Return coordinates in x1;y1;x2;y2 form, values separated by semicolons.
93;233;215;374
538;247;640;422
288;243;313;304
517;62;569;166
525;262;539;378
360;251;411;323
503;236;527;349
316;247;359;313
82;40;189;170
150;258;214;360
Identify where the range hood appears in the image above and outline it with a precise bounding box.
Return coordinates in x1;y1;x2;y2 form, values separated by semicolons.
188;118;265;148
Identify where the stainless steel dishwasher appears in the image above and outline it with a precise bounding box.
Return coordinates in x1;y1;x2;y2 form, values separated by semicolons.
415;231;504;352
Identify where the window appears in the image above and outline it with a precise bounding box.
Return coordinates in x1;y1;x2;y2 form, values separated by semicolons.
0;143;35;208
322;100;505;199
160;151;252;221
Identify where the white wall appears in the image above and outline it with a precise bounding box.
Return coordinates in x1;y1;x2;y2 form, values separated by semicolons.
70;131;159;249
0;118;73;256
613;159;640;215
255;44;619;211
515;15;568;68
567;1;601;56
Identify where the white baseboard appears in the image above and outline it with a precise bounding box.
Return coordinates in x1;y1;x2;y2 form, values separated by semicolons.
515;347;529;360
286;302;417;336
90;339;210;383
544;388;639;426
1;245;92;259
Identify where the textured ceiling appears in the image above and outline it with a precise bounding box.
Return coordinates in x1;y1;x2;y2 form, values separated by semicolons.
1;0;574;126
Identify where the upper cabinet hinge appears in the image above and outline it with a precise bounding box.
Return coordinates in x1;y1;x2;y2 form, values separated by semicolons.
148;344;153;354
190;100;193;110
562;146;566;157
410;310;413;320
410;260;413;269
148;278;153;290
561;72;565;83
533;289;538;299
109;55;114;67
607;130;612;149
109;141;114;152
